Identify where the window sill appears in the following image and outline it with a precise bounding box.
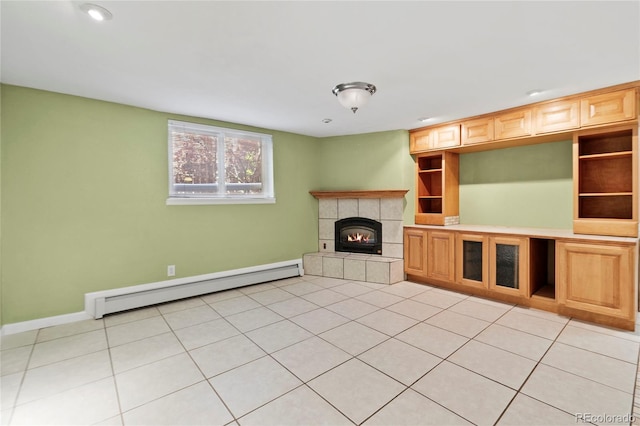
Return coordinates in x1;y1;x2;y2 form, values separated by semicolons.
166;197;276;206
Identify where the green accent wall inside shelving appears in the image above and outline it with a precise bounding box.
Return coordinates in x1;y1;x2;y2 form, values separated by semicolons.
459;141;573;229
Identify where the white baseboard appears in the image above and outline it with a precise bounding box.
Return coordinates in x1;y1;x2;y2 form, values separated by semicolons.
1;259;303;337
86;259;303;318
1;311;93;336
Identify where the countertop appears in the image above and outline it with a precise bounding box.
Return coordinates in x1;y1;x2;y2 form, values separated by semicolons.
404;223;639;244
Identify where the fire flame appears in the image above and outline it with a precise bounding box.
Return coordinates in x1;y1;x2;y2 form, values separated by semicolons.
347;232;371;243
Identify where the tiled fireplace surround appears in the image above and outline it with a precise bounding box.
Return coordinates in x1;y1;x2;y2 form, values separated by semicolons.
303;191;407;285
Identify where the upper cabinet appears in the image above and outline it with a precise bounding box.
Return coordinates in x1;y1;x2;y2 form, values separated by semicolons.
534;99;580;134
494;108;533;140
580;89;636;127
410;124;460;153
461;118;494;145
409;82;639;154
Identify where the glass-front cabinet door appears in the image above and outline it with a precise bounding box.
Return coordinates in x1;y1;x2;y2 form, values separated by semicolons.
456;233;488;289
489;236;529;297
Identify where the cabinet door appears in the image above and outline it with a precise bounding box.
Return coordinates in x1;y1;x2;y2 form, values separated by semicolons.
404;228;427;276
427;231;455;281
534;99;580;134
494;109;533;140
431;125;461;149
410;129;431;153
462;118;494;145
489;236;529;297
557;242;635;320
410;125;460;153
580;89;636;127
456;233;488;288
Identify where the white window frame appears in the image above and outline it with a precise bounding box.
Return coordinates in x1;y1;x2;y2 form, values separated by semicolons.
166;120;275;205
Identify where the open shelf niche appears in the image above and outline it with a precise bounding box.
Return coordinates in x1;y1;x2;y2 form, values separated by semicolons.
415;151;459;226
530;238;556;302
574;125;637;237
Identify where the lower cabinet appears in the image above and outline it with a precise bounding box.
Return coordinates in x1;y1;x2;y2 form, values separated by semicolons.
403;228;426;276
557;241;635;322
403;227;637;330
427;231;455;281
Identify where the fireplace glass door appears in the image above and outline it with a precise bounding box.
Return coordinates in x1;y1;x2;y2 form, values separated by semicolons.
335;217;382;255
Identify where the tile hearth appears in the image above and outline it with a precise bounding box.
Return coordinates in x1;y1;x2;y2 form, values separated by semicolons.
303;252;404;285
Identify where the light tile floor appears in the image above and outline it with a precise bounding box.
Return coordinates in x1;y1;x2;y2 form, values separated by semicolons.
2;276;640;425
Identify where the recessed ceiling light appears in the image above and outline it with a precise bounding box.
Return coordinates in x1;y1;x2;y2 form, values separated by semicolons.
526;89;543;97
80;3;113;21
322;118;332;124
418;117;432;123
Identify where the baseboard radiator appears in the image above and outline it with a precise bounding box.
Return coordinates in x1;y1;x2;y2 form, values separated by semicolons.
85;259;303;319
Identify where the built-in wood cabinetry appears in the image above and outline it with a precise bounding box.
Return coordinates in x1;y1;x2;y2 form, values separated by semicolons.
404;226;637;330
405;81;639;330
409;82;639;154
415;151;459;226
410;82;639;238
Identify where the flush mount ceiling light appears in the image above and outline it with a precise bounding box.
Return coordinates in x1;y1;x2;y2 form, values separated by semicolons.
80;3;113;21
332;82;377;113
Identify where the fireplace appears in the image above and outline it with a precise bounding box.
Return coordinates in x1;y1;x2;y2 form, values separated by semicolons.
335;217;382;255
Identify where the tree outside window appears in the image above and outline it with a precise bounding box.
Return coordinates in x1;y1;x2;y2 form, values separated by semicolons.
167;120;274;204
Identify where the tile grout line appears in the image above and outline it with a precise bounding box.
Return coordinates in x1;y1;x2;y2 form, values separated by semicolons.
4;330;38;426
492;316;576;425
101;320;125;425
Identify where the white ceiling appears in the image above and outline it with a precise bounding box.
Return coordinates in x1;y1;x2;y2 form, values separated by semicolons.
2;1;639;138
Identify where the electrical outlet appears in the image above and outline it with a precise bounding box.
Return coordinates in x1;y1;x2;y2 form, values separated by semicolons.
167;265;176;277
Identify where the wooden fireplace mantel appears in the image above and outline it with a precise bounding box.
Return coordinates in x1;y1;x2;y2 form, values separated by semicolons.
309;190;409;199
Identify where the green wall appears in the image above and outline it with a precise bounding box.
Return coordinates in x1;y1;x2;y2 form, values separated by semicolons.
0;84;575;326
0;85;321;324
459;141;573;229
317;131;415;224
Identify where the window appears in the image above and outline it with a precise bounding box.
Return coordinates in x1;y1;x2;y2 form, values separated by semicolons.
167;120;274;205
